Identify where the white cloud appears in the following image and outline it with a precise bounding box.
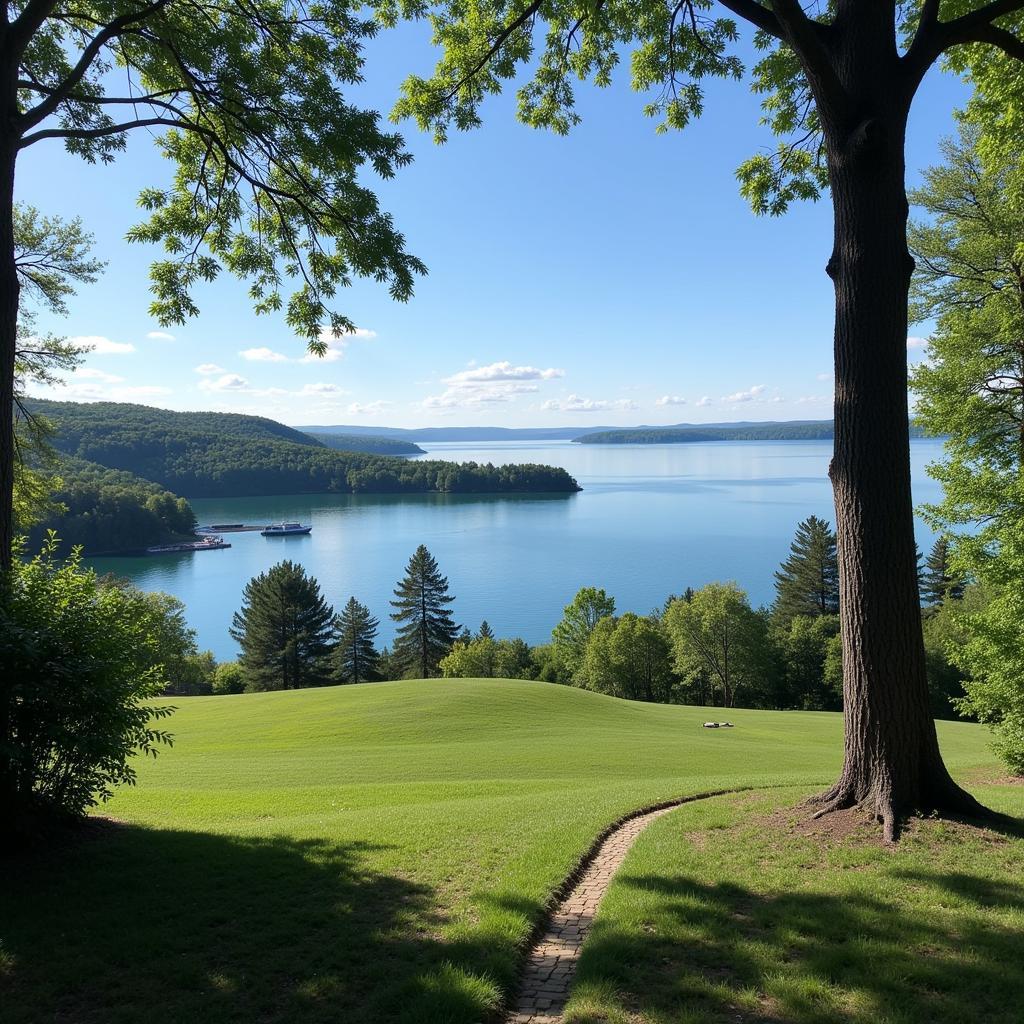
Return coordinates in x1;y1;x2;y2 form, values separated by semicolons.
696;396;713;407
816;372;831;382
146;330;176;342
240;346;290;363
194;363;226;376
655;395;687;407
445;361;564;386
542;394;639;413
423;358;565;410
199;373;249;392
300;327;377;364
907;336;929;350
795;394;832;404
347;400;393;415
721;384;767;404
68;335;135;355
75;367;124;384
301;382;344;395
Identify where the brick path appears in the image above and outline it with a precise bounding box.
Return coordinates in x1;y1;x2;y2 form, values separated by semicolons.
508;805;676;1024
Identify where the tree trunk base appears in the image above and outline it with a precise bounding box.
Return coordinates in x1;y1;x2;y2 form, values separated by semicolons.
807;775;992;843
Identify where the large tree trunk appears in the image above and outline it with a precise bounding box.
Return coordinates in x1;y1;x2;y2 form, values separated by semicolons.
0;135;19;832
0;140;17;572
816;99;986;840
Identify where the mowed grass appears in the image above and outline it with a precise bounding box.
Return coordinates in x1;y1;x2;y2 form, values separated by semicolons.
566;786;1024;1024
0;678;1013;1023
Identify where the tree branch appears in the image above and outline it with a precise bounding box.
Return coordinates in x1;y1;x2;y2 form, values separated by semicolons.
441;0;543;103
765;0;849;126
714;0;783;38
18;0;172;132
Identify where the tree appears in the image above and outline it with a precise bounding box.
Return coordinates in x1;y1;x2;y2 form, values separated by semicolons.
12;205;99;532
921;537;966;608
663;583;769;708
333;596;381;683
774;614;843;710
229;561;334;691
477;619;495;640
773;516;839;623
390;545;459;678
551;586;616;678
377;0;1024;837
909;125;1024;773
212;661;247;695
0;5;431;567
582;612;674;703
440;635;498;677
0;538;172;839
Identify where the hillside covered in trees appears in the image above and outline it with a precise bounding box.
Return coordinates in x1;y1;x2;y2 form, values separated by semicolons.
577;421;932;445
26;458;197;554
28;400;581;498
306;432;425;455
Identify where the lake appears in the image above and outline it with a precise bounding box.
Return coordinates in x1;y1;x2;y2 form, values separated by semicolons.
88;439;947;661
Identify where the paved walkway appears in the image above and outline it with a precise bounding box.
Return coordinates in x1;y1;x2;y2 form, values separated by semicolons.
508;805;677;1023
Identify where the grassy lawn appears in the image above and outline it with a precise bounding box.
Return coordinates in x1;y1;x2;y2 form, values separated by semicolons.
0;678;1015;1023
566;786;1024;1024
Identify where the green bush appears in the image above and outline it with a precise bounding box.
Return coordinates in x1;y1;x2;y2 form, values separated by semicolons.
0;538;174;837
212;662;247;694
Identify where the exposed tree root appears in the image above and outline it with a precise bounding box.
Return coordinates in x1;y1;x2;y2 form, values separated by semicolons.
806;775;995;845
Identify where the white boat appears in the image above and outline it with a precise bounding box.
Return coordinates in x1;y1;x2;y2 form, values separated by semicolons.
260;522;312;537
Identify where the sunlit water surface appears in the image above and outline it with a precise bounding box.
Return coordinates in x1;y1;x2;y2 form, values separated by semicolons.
88;439;946;660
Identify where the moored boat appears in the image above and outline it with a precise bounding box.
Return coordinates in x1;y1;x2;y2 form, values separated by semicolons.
146;535;231;554
260;522;312;537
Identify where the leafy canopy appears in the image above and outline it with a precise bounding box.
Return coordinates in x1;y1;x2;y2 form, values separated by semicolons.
17;0;427;343
374;0;1024;216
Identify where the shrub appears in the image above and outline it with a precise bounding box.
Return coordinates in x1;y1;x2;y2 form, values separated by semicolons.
0;538;174;838
212;661;247;695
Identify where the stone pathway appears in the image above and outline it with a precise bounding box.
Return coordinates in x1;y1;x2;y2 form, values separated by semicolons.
508;804;677;1023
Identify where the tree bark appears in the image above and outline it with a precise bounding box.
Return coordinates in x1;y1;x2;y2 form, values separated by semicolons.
0;140;17;572
816;88;986;840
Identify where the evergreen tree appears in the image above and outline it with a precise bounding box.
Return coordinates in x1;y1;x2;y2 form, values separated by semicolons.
229;561;334;691
921;538;966;608
333;597;380;684
390;545;459;678
477;620;495;640
773;516;840;624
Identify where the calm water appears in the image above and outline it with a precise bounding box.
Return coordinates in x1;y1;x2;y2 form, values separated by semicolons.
88;439;947;660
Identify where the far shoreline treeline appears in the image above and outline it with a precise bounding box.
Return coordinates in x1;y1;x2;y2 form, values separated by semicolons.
575;421;934;445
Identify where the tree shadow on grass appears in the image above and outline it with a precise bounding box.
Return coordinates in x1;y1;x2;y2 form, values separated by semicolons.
568;868;1024;1024
1;824;501;1024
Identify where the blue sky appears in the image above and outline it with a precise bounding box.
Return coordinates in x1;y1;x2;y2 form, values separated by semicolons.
23;23;966;428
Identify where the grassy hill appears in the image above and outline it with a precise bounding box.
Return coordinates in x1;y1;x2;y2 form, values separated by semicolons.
4;679;1018;1024
26;400;580;498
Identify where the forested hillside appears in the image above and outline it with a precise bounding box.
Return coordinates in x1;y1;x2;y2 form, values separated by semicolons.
26;458;197;554
577;421;932;444
306;431;425;455
28;400;581;498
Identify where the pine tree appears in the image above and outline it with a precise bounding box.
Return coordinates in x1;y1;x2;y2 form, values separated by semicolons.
477;620;495;640
774;516;840;624
390;545;459;678
229;561;334;691
333;596;380;683
921;538;966;608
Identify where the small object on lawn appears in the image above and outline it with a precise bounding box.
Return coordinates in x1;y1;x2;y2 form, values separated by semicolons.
702;722;720;729
721;722;734;728
702;721;734;729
